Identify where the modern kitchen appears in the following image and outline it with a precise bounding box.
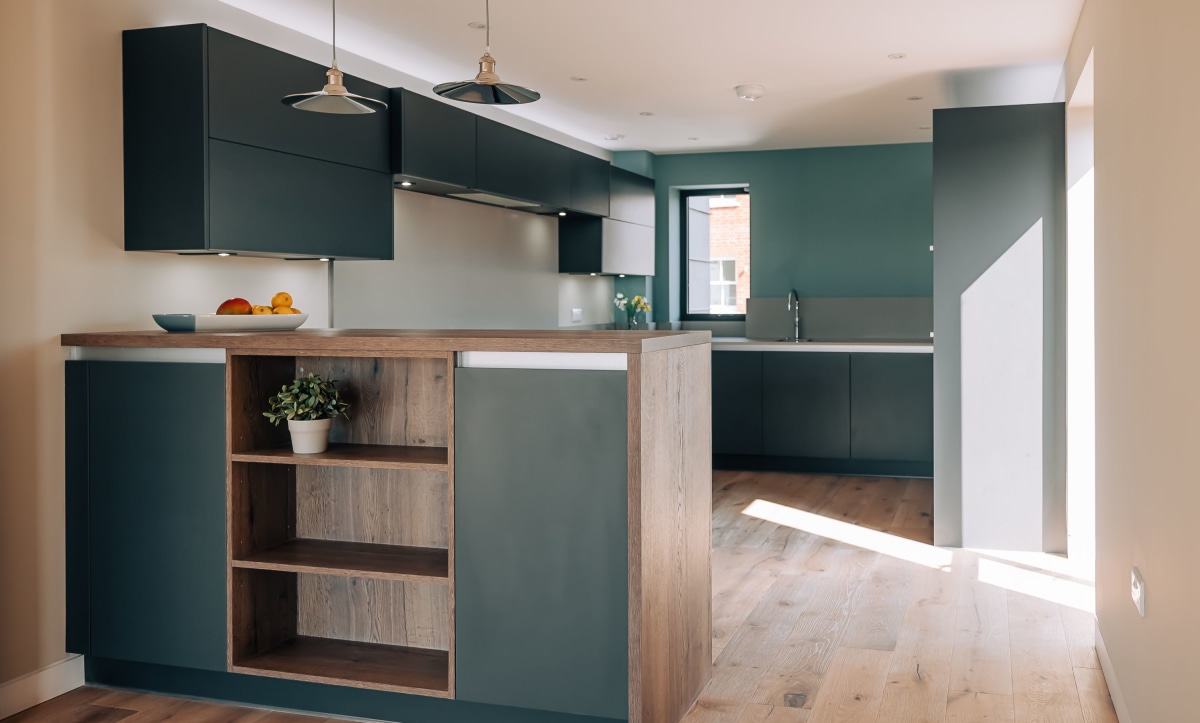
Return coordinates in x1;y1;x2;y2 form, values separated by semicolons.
4;1;1149;722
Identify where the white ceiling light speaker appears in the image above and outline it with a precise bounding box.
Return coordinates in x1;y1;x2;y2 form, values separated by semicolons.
888;52;908;60
282;0;388;114
433;0;540;105
735;84;765;102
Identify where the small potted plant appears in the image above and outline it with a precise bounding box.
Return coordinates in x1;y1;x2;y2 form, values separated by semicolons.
264;372;350;454
614;293;653;329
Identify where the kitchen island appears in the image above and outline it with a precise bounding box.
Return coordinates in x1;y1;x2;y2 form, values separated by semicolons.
61;329;712;723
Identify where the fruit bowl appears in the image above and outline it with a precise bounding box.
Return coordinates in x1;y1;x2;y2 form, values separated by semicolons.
152;313;309;332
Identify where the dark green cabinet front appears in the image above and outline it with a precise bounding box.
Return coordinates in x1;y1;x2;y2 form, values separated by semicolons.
762;353;851;459
122;24;393;258
476;118;571;208
712;352;764;456
390;88;477;189
568;151;611;216
850;354;934;462
207;28;389;173
454;368;629;720
66;361;227;672
209;140;393;259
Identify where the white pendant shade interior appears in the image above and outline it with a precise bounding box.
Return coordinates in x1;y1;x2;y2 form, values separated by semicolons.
281;0;387;114
433;0;541;105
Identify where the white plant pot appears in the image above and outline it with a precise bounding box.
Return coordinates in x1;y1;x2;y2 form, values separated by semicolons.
288;418;332;454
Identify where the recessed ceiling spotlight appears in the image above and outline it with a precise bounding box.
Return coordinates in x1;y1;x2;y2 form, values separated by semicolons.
558;212;567;216
604;133;625;141
217;252;231;257
639;111;654;116
400;180;414;187
888;52;908;60
687;137;700;141
907;96;924;101
570;76;588;82
467;21;487;29
319;258;331;262
735;84;765;101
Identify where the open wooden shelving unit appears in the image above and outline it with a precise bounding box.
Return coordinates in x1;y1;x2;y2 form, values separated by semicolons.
226;351;455;698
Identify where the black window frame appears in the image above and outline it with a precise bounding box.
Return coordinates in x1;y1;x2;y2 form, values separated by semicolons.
680;187;751;322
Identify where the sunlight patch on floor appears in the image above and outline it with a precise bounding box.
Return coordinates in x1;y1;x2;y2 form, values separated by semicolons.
741;498;954;571
975;557;1095;613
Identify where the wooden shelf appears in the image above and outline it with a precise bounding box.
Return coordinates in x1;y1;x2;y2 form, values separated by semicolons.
232;443;448;470
233;636;450;696
233;539;448;583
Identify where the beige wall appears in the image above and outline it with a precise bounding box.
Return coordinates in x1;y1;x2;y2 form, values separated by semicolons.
0;0;610;690
1085;0;1200;719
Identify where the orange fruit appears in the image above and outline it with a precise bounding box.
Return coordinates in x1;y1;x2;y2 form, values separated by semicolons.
251;305;273;315
271;292;293;309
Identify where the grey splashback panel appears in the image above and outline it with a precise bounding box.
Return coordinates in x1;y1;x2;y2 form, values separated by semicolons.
747;297;933;341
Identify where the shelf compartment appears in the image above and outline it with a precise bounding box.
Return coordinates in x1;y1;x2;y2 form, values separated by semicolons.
232;443;448;470
233;635;450;696
233;538;448;583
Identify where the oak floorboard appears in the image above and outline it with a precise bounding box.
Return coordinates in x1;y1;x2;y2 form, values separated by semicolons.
838;553;915;652
948;550;1013;696
805;646;892;723
735;704;811;722
1073;667;1119;723
876;565;958;722
1061;607;1101;670
945;690;1016;722
1008;592;1086;723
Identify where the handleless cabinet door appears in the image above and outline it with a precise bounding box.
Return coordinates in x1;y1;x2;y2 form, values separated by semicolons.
762;353;851;459
455;368;629;720
391;88;477;188
85;361;228;671
609;167;655;227
568;151;611;216
207;28;389;172
476;118;571;208
850;353;934;461
712;352;764;456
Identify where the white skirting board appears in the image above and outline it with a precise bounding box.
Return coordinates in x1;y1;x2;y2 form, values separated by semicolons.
1096;621;1133;723
0;655;84;719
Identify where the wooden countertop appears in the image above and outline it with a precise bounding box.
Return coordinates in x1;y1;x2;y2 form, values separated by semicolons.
60;328;712;355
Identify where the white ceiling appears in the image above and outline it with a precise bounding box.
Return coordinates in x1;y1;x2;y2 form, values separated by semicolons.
219;0;1085;154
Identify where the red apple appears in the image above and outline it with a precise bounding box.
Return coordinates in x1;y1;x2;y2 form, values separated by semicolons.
216;297;252;315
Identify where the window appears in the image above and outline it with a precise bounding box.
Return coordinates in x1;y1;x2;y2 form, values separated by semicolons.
682;189;750;319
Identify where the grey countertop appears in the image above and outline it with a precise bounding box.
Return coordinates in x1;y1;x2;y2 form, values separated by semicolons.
712;337;933;353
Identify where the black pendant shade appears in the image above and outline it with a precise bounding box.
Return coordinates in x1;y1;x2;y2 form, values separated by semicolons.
434;1;540;105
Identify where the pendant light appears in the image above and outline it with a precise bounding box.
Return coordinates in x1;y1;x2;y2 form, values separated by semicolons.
282;0;387;114
433;0;540;105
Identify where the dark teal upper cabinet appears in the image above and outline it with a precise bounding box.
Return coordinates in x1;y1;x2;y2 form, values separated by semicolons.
207;29;388;173
568;150;611;216
122;24;393;259
609;167;655;226
389;88;477;190
476;118;572;209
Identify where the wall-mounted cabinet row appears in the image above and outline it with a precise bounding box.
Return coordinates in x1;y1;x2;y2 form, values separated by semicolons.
124;26;640;262
712;351;934;475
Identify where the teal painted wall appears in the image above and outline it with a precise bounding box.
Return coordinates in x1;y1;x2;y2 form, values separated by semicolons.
648;143;933;321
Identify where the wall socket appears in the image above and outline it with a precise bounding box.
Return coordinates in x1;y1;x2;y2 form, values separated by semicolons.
571;308;583;323
1131;567;1146;617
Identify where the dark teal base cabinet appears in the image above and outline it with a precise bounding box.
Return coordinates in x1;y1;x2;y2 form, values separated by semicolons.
455;369;629;720
66;361;227;670
712;351;934;477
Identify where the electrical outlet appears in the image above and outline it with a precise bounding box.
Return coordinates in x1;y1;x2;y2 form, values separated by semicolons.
1131;567;1146;617
571;308;583;323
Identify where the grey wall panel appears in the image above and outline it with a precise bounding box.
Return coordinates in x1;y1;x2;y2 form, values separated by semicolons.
455;368;629;719
87;362;228;671
932;103;1066;550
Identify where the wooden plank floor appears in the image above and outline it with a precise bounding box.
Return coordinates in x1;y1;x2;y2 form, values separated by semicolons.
685;470;1118;723
6;471;1116;723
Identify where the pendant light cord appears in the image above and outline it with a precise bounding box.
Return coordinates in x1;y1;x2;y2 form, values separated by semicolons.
331;0;338;68
485;0;491;54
